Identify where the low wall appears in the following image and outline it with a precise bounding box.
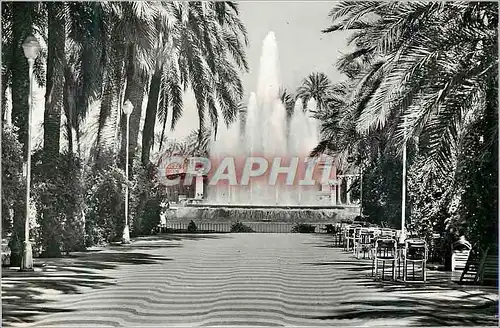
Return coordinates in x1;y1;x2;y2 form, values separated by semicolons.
167;221;324;233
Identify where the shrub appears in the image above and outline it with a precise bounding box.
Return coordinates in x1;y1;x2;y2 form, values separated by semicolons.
2;128;24;265
85;163;126;245
128;158;166;237
230;221;255;233
32;152;86;257
140;198;161;235
187;220;198;233
291;223;316;233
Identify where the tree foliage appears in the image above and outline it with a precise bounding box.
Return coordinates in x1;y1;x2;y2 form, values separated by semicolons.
2;1;249;259
317;1;498;250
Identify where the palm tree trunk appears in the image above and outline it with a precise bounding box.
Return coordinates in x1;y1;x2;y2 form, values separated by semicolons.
10;2;35;160
38;2;67;258
63;66;75;155
141;68;162;165
95;79;111;156
158;92;168;151
43;2;65;167
120;45;146;168
95;44;126;162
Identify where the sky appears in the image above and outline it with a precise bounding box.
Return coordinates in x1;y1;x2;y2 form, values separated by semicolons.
18;1;352;146
169;1;352;139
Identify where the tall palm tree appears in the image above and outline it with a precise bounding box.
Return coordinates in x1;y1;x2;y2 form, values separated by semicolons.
63;2;111;157
322;1;497;174
93;8;128;158
318;1;497;245
141;1;248;165
118;2;161;167
2;2;47;263
64;2;159;165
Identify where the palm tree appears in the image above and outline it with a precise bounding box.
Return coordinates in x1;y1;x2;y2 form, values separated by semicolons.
63;2;113;157
93;7;128;158
296;72;335;112
60;2;159;165
322;1;497;173
141;1;248;165
118;2;161;167
319;1;497;246
186;128;211;157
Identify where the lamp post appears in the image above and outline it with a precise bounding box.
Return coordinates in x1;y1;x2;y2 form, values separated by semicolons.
401;117;408;241
20;36;41;271
122;100;133;244
359;165;363;217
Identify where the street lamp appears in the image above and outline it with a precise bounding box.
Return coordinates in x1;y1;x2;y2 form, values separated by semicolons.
359;164;363;217
122;100;133;244
401;117;408;242
20;35;41;271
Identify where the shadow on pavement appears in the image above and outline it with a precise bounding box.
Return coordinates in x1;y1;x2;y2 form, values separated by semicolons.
310;297;498;326
303;239;498;326
153;233;229;241
2;249;172;327
102;233;229;252
2;233;224;326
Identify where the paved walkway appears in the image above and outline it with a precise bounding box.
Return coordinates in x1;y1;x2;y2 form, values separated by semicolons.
2;233;498;327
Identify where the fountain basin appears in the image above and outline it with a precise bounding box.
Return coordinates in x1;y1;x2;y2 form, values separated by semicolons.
165;204;360;233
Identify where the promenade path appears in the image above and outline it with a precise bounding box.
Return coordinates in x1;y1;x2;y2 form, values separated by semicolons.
2;233;498;327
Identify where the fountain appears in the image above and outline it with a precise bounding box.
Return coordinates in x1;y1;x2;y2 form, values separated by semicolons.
206;32;325;206
165;32;360;231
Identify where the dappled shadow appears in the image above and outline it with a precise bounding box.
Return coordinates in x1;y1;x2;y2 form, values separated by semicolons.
303;236;498;326
310;296;498;326
102;233;228;251
107;244;182;251
2;249;172;327
305;262;373;274
306;236;343;249
155;233;229;241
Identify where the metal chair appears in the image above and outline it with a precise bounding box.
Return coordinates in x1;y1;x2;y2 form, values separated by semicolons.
372;238;398;280
331;223;343;247
355;228;374;259
342;225;350;251
352;227;363;255
343;225;359;252
403;239;428;282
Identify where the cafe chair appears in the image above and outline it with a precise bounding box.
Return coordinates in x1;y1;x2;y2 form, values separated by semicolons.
355;228;374;259
403;239;428;283
372;238;398;281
